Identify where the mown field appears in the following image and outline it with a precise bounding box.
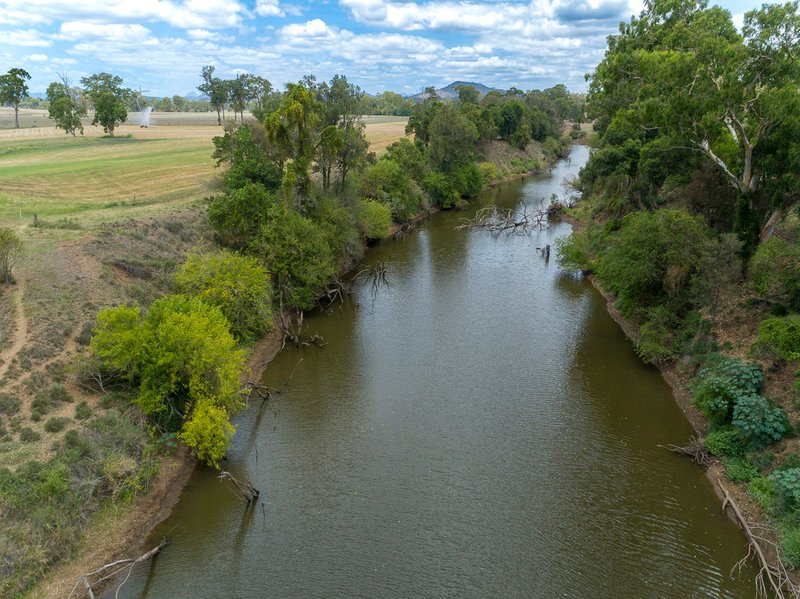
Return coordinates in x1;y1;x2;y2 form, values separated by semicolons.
0;110;408;229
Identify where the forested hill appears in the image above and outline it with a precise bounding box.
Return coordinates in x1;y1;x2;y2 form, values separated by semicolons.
558;0;800;571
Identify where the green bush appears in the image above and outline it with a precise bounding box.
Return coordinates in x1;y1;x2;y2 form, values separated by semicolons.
769;468;800;512
75;400;91;420
732;394;789;449
750;235;800;311
250;205;336;311
175;250;274;342
722;456;757;482
749;476;775;511
0;392;20;416
359;159;424;220
555;230;595;272
423;170;461;208
704;425;747;457
636;305;681;363
780;527;800;568
19;427;40;443
757;315;800;362
692;356;764;423
358;200;392;239
44;417;70;433
478;162;498;184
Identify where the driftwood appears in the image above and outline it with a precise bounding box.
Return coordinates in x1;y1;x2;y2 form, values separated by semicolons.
457;202;549;236
241;381;272;401
664;435;713;468
68;539;168;599
219;471;260;505
719;483;800;599
276;304;326;350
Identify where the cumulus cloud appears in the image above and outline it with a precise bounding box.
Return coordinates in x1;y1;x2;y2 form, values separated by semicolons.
4;29;53;46
256;0;284;16
57;21;153;41
24;53;49;61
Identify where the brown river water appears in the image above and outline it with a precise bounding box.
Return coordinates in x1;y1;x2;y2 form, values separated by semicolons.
114;145;757;598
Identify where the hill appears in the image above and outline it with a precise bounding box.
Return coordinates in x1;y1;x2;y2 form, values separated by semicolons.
408;81;504;102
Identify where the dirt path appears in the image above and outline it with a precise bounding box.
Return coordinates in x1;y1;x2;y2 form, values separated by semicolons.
0;278;27;381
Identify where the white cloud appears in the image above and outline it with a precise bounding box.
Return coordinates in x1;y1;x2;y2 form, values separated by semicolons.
24;53;49;61
255;0;283;17
4;29;53;46
0;0;248;30
58;21;152;41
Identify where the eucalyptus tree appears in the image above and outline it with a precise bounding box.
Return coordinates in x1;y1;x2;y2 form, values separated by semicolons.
0;68;31;128
80;72;130;136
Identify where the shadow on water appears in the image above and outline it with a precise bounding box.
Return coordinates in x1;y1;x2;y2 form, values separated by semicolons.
112;146;758;599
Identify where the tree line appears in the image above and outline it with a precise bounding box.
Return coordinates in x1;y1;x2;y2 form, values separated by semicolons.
558;0;800;569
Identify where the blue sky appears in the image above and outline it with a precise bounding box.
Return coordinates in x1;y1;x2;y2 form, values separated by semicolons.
0;0;771;97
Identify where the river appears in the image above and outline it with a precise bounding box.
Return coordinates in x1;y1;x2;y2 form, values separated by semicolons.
116;145;757;598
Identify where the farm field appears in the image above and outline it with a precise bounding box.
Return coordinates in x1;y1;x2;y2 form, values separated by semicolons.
0;109;409;229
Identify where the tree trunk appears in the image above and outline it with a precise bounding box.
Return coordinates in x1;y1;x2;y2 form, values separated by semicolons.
760;206;784;243
216;109;221;125
14;105;19;128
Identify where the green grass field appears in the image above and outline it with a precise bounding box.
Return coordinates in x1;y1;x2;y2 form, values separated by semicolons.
0;113;408;228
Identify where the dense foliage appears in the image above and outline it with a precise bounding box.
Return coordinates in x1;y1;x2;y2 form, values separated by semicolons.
90;295;246;467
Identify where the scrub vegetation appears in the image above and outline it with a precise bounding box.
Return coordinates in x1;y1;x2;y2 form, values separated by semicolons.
557;0;800;575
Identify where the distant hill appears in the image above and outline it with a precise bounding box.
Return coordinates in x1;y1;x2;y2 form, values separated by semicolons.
408;81;504;103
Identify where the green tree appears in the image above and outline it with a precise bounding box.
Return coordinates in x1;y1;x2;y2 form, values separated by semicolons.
0;227;23;284
427;104;479;172
175;250;273;342
46;78;86;136
208;181;280;249
250;204;336;309
90;295;246;467
198;65;229;125
0;68;30;128
81;73;129;136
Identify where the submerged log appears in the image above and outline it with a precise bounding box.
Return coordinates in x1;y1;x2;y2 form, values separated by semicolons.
219;471;260;505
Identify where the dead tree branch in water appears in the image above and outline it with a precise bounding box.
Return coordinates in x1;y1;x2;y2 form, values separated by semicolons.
664;435;712;468
394;221;415;239
68;539;168;599
276;298;327;350
219;471;260;505
241;381;272;402
720;483;800;599
457;202;548;236
353;262;389;300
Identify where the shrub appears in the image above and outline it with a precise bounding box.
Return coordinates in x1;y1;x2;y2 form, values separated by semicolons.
0;392;20;416
780;527;800;568
0;226;23;284
692;356;764;423
555;230;594;272
90;295;246;467
422;170;461;208
769;468;800;512
750;236;800;311
636;305;681;363
749;476;775;511
208;182;279;249
757;315;800;362
75;401;91;420
44;417;69;433
478;162;498;184
175;250;273;342
359;159;423;220
19;427;40;443
250;206;336;310
704;425;747;457
722;456;757;482
358;200;392;239
732;394;789;449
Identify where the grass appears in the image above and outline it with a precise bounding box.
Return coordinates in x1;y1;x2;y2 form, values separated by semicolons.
0;114;409;228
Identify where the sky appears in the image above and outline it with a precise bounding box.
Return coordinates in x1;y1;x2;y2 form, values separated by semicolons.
0;0;769;97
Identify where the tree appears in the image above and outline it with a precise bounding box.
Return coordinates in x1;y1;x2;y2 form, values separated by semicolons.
90;295;246;467
0;68;31;128
198;66;229;125
81;72;129;136
587;0;800;245
265;81;322;198
0;227;23;284
175;250;274;342
456;84;480;105
228;74;248;122
46;77;86;136
244;74;273;120
427;104;479;172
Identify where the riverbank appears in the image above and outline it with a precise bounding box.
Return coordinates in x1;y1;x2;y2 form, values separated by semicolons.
560;206;791;590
